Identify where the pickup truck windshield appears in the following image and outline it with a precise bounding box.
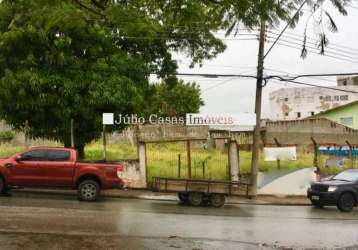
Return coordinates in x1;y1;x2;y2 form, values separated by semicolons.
333;171;358;182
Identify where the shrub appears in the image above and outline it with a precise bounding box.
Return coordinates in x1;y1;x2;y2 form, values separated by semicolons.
0;129;15;141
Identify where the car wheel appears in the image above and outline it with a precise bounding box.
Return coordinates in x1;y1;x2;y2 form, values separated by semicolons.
311;200;324;208
188;192;203;206
178;192;189;204
210;194;226;208
78;180;100;201
337;193;356;212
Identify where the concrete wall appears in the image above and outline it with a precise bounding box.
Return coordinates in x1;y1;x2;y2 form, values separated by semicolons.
269;86;358;121
118;159;143;189
265;118;358;145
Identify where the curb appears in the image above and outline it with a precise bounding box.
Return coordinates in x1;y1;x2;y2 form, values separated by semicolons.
10;188;311;206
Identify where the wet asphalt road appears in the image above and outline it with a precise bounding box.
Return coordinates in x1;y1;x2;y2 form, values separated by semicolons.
0;193;358;250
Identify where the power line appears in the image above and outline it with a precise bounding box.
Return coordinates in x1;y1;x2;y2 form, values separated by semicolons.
263;0;309;59
201;70;256;92
201;78;237;92
266;35;358;62
279;72;358;80
267;30;358;57
269;27;358;54
16;64;358;94
266;39;358;64
269;77;358;94
264;68;337;84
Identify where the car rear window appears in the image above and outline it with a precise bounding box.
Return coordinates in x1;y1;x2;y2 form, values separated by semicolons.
47;150;70;161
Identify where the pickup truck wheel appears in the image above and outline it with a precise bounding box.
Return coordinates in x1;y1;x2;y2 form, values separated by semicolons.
188;192;203;206
210;194;225;208
337;193;355;212
78;180;100;201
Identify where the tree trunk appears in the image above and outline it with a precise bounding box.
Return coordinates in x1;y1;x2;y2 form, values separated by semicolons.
64;139;85;160
76;143;85;160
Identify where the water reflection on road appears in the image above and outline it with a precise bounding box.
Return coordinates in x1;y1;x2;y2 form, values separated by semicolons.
0;193;357;249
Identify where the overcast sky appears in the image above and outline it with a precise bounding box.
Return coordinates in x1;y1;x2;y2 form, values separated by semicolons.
173;1;358;118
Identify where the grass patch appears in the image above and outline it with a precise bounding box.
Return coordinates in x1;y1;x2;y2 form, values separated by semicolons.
146;142;230;181
0;142;355;179
85;142;137;160
0;144;24;157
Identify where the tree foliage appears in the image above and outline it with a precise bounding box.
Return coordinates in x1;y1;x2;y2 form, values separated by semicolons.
145;81;204;117
0;0;350;157
0;0;202;157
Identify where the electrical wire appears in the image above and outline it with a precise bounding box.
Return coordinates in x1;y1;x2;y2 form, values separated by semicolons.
269;27;358;54
268;77;358;94
266;39;358;64
264;68;337;84
267;30;358;57
265;35;358;61
263;0;309;59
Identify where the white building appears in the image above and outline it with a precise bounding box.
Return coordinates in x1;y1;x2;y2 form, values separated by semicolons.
269;76;358;121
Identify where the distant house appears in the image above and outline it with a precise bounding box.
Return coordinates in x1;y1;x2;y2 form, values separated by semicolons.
309;100;358;129
269;76;358;121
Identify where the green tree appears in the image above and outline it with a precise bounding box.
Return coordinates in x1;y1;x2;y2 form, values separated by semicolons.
0;0;150;157
145;81;204;117
0;0;349;158
0;0;214;157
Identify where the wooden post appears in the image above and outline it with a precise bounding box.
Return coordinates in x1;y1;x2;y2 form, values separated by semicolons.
346;141;353;169
202;161;206;178
187;140;192;179
103;125;107;161
70;119;74;148
24;120;29;149
178;154;181;178
274;138;281;169
311;137;318;168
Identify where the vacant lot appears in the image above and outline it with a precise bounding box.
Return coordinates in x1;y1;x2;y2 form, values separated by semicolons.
1;142;355;179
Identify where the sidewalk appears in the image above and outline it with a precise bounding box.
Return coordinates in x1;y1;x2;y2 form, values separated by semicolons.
12;188;311;206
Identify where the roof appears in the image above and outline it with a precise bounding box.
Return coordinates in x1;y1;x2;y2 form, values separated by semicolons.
29;146;71;150
310;100;358;117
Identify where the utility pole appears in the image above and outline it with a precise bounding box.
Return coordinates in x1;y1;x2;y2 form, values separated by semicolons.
103;125;107;161
250;20;266;196
70;119;74;148
250;2;307;196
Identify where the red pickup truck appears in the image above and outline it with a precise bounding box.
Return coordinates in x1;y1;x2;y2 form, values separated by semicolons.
0;147;124;201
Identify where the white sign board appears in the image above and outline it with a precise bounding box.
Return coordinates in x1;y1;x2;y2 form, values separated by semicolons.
264;147;297;161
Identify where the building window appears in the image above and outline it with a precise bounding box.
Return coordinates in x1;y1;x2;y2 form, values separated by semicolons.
343;80;347;86
340;117;353;126
319;96;323;100
354;79;358;86
310;112;315;116
334;96;339;101
297;112;301;118
340;95;349;101
284;112;289;117
325;96;331;101
284;97;288;102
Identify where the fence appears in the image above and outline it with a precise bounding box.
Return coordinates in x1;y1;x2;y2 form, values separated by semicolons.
146;140;230;182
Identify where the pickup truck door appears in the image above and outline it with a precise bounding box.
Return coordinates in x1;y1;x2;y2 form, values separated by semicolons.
8;149;48;186
41;149;74;187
